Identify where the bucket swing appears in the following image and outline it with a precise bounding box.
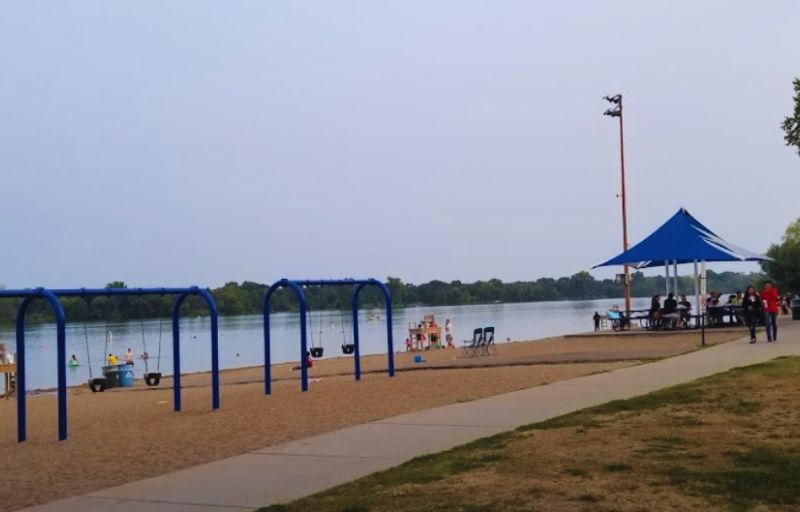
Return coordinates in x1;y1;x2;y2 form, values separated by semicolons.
340;308;355;355
84;304;108;392
141;317;163;387
309;309;324;358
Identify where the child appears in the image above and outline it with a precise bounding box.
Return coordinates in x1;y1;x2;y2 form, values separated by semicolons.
593;311;601;331
0;343;14;364
68;354;79;367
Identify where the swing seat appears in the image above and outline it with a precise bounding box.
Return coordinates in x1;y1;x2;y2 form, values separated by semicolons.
88;377;107;393
310;347;324;358
144;372;162;387
341;343;355;355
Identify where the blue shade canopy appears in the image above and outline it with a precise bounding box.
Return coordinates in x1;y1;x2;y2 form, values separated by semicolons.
594;208;770;269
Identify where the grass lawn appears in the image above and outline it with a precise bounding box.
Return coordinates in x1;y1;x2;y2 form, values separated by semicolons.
261;356;800;512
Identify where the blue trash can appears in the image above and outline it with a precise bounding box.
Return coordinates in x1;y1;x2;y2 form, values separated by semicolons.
118;364;135;387
103;364;135;388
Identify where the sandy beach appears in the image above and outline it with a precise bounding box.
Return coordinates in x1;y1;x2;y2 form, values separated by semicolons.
1;329;744;511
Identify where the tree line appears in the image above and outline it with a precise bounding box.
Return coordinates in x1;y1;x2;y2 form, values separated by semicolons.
0;270;769;325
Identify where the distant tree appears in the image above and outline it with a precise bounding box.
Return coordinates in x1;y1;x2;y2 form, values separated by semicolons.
762;217;800;294
782;78;800;157
385;277;407;306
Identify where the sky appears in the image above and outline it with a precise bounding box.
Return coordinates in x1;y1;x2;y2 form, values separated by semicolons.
1;1;798;289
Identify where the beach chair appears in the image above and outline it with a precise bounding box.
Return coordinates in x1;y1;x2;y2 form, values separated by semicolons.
482;327;496;356
462;328;483;357
607;310;621;331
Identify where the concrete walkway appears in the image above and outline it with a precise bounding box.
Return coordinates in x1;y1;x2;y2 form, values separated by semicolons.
21;322;800;512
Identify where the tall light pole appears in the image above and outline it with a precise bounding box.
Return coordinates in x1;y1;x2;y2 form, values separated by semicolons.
603;94;631;314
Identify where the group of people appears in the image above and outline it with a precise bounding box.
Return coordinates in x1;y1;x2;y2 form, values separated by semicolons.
0;343;147;369
648;292;694;329
739;281;782;343
406;318;456;351
106;348;139;366
646;281;787;343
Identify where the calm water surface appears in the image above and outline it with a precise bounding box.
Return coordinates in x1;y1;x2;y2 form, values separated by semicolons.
0;298;652;391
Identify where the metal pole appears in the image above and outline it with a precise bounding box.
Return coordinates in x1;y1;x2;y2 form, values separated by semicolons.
665;261;670;296
385;291;395;377
693;259;700;317
299;292;308;392
45;290;68;441
673;260;679;297
619;101;631;315
351;286;362;381
171;295;185;412
700;261;707;346
196;288;220;410
262;282;282;395
15;297;33;443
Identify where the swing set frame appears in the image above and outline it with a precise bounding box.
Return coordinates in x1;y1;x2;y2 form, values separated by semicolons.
262;278;394;394
0;286;220;443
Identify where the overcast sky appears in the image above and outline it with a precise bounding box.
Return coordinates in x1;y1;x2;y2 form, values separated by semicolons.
1;1;798;289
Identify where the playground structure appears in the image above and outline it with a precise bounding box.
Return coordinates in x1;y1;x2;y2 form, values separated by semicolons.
0;286;220;442
262;278;394;394
408;314;442;350
1;360;16;399
0;277;395;444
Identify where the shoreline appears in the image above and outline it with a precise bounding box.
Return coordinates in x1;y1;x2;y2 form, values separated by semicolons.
18;324;754;395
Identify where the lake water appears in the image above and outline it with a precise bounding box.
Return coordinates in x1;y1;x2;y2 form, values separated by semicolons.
0;297;652;391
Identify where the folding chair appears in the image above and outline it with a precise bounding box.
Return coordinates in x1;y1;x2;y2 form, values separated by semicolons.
482;327;496;356
462;328;483;357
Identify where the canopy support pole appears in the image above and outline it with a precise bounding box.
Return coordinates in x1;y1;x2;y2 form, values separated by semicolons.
665;261;670;296
693;259;700;314
673;260;679;296
699;261;707;346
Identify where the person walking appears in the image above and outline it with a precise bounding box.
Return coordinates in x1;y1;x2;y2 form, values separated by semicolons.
761;281;780;342
741;285;762;343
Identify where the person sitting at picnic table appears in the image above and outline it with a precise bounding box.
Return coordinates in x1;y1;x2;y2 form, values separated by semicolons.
648;294;662;330
707;291;725;327
662;293;678;329
677;295;692;327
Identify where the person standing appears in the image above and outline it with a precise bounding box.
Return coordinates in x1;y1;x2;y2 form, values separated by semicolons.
444;318;455;348
742;285;762;343
124;347;135;365
761;281;780;342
